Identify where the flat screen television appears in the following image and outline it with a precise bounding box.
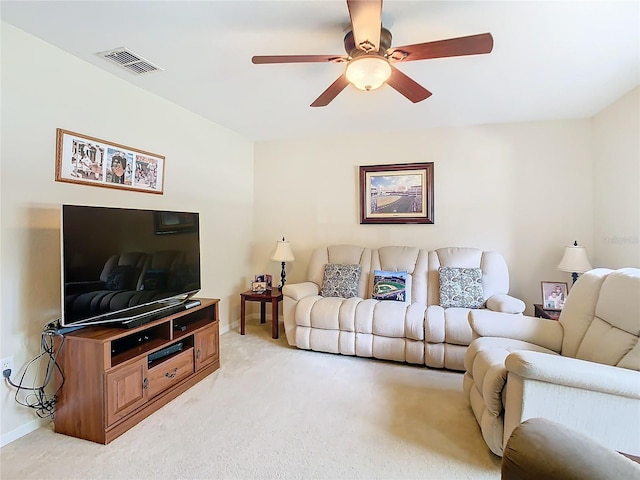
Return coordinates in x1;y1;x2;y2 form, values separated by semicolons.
61;204;201;328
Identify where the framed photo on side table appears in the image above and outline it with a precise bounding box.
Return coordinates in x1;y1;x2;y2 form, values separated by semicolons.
541;281;568;310
254;274;272;289
359;162;434;224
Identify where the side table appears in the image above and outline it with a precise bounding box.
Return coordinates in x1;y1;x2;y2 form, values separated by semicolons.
240;288;283;339
533;303;560;321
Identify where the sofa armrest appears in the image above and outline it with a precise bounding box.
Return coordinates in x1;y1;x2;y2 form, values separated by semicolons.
485;294;525;314
506;351;640;399
282;282;320;301
469;310;563;352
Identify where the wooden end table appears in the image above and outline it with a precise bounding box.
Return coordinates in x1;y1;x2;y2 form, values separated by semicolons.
533;303;561;320
240;288;283;339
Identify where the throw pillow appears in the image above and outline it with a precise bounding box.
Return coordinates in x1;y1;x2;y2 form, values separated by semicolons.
372;270;408;302
321;263;362;298
439;267;484;308
105;265;135;290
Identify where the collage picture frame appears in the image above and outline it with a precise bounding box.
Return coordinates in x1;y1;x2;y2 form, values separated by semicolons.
55;128;165;194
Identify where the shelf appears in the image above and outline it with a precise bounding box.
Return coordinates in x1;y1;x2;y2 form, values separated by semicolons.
112;338;168;366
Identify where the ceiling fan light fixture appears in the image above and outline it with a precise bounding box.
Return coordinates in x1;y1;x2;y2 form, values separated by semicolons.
345;55;391;91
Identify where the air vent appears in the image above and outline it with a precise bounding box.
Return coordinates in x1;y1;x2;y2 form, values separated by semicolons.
96;47;163;75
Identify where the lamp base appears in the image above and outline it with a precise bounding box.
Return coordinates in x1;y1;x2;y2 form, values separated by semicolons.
571;272;579;284
279;261;286;291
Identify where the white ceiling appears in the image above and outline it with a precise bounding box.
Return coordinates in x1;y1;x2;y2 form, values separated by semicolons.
2;1;639;141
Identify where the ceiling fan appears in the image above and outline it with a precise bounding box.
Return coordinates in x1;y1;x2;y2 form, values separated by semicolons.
252;0;493;107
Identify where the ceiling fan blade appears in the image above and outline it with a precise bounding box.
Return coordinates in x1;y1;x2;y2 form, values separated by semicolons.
386;66;432;103
252;55;346;64
347;0;383;53
310;74;350;107
388;33;494;62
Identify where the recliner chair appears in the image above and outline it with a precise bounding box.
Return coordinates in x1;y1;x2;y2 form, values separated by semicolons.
463;267;640;456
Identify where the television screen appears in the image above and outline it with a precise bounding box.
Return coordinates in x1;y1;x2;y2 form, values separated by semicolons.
61;205;201;327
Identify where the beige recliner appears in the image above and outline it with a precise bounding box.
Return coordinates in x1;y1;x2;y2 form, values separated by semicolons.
464;267;640;457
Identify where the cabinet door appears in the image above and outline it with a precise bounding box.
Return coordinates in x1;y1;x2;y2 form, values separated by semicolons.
105;359;147;426
195;324;219;370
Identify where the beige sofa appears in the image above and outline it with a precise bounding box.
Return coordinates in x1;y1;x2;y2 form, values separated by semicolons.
282;245;524;371
464;267;640;457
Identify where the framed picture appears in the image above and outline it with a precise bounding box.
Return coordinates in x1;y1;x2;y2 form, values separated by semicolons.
359;162;434;224
254;274;272;289
541;281;569;310
251;281;267;293
55;128;165;194
153;211;198;235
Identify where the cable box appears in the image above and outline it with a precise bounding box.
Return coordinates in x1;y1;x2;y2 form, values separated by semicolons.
148;342;183;364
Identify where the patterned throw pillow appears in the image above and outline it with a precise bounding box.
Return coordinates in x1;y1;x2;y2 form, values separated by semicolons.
321;263;362;298
372;270;408;302
439;267;484;308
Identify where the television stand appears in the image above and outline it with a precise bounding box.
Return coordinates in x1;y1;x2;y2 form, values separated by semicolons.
54;298;219;444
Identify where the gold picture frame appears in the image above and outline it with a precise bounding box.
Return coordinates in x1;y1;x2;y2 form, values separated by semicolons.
359;162;434;224
55;128;165;194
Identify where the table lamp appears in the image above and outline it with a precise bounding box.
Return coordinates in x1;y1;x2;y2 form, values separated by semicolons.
271;237;295;290
557;240;592;284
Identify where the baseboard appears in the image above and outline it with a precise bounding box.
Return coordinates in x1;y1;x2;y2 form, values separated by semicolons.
224;313;278;335
220;320;236;334
1;417;50;447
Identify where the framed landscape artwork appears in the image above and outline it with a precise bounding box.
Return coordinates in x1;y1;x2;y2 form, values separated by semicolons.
55;128;165;194
359;162;434;224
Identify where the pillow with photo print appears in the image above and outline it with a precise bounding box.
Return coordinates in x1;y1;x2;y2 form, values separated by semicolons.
372;270;408;302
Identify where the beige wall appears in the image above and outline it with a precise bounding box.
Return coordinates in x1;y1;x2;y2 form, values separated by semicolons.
253;88;639;302
592;87;640;268
253;122;599;310
0;23;254;443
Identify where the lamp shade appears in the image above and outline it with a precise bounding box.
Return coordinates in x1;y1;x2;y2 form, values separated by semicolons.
557;242;592;274
345;55;392;91
271;238;295;263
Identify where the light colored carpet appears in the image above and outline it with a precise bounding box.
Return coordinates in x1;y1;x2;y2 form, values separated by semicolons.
0;321;501;479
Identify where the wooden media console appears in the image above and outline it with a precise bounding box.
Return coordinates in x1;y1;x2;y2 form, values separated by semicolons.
54;298;220;444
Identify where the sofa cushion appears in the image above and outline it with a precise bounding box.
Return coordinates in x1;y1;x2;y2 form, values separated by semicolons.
321;263;362;298
439;267;484;308
372;270;407;301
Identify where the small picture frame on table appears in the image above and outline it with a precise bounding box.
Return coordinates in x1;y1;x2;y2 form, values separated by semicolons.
251;281;267;294
541;281;568;310
254;274;272;289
